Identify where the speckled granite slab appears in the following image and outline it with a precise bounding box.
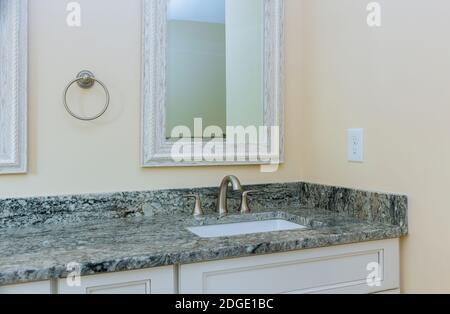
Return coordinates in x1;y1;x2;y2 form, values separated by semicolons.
299;182;408;234
0;208;403;286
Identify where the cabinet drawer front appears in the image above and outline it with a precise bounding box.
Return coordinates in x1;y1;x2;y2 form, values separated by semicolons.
58;266;175;294
0;281;52;294
180;239;399;294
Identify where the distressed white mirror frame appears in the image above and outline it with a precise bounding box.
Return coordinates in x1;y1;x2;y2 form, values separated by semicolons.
142;0;284;167
0;0;28;174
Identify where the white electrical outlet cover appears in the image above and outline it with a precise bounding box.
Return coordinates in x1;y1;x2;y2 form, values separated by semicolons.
347;129;364;162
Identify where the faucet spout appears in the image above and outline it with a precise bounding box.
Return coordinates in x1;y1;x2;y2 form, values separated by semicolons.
217;175;243;216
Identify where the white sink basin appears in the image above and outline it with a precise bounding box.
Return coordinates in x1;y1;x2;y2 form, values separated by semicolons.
188;219;307;238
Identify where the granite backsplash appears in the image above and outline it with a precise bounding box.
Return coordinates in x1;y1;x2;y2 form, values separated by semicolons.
0;182;408;233
299;182;408;234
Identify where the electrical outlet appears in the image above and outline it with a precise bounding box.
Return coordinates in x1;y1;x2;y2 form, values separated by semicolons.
347;129;364;162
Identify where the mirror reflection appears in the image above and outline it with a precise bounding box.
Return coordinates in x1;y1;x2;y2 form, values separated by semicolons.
166;0;264;138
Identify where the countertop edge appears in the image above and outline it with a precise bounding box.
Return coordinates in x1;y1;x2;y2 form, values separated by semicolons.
0;226;404;287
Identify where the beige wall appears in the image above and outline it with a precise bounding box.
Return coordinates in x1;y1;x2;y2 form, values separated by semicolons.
0;0;302;197
299;0;450;293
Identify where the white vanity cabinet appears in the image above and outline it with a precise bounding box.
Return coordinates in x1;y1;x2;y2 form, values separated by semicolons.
57;266;175;294
179;239;400;294
0;281;52;294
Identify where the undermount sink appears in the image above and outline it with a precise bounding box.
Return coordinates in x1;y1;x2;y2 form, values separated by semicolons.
188;219;307;238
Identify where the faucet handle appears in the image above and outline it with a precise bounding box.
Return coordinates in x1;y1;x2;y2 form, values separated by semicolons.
184;194;204;217
239;190;258;214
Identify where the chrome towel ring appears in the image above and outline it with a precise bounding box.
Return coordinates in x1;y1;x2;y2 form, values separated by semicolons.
63;70;110;121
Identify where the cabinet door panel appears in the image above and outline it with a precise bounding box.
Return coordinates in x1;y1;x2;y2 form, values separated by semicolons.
58;266;175;294
86;280;150;294
180;239;399;294
0;281;52;294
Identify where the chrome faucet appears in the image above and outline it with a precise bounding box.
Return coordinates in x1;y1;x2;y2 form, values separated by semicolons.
217;175;243;216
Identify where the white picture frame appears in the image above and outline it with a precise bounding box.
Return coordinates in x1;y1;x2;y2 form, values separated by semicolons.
0;0;28;174
141;0;284;167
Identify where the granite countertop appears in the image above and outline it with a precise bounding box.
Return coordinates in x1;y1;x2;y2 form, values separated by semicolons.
0;207;404;286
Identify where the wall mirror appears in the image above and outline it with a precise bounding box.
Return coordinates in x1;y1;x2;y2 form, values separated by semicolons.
0;0;27;174
142;0;284;167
